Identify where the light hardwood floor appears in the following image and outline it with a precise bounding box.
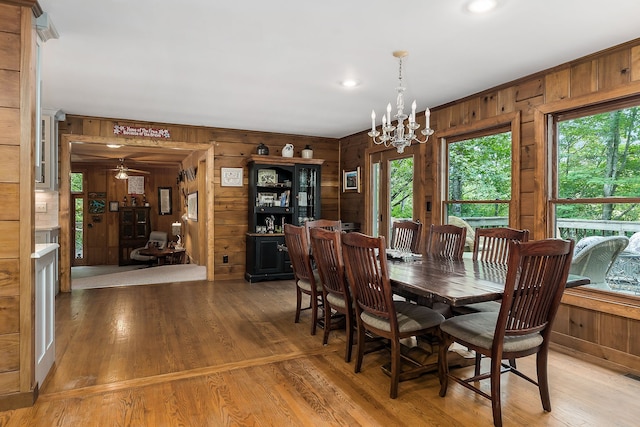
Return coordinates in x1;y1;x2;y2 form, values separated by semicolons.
2;279;639;426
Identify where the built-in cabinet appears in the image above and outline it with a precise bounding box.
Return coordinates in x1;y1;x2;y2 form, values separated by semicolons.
119;207;151;265
245;155;323;282
32;243;58;389
35;227;60;294
36;111;59;190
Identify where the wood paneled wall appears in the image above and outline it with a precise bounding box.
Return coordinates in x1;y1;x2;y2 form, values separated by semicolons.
60;115;340;280
0;0;38;411
339;38;640;372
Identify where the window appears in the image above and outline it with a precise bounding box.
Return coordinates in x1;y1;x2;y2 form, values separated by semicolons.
551;99;640;295
445;129;512;230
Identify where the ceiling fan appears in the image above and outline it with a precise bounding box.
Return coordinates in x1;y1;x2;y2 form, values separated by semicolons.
109;158;150;180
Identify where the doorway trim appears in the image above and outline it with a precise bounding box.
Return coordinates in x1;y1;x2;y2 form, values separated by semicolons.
59;134;214;292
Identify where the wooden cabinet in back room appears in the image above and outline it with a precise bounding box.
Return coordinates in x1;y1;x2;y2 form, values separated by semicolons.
119;206;151;265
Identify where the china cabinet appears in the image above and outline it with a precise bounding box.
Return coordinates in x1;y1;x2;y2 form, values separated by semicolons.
245;155;323;282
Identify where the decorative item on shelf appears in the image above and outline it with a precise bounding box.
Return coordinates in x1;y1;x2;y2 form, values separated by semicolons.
282;143;294;158
257;169;277;186
122;195;128;207
257;143;269;155
131;196;137;207
301;145;313;159
265;215;276;233
172;221;183;249
368;51;434;153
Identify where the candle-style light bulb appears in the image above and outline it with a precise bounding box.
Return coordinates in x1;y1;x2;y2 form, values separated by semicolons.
371;110;376;132
386;103;392;126
411;100;417;123
425;108;431;129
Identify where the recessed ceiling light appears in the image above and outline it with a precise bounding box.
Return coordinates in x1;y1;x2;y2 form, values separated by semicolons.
466;0;498;14
341;79;360;88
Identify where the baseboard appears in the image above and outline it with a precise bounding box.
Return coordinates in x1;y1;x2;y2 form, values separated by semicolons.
0;385;38;412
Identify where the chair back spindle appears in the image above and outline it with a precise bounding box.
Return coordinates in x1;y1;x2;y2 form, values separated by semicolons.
390;220;422;253
426;224;466;260
473;227;530;264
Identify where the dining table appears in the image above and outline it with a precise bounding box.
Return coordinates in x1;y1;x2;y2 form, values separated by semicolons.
387;254;590;307
377;254;590;380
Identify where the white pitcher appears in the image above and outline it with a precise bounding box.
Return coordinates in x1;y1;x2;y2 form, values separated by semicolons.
282;143;294;158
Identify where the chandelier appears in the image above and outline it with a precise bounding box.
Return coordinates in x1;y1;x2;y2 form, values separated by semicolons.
368;51;434;153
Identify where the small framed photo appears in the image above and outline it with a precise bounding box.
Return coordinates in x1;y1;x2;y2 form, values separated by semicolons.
257;169;277;186
343;167;361;192
109;201;119;212
187;192;198;221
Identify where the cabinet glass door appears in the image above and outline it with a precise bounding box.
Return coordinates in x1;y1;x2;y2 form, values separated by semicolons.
296;166;320;224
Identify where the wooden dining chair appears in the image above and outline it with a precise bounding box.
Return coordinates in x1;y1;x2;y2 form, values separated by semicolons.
309;227;354;362
426;224;466;260
284;224;323;336
342;232;445;399
464;227;530;374
390;220;422;253
438;238;575;427
305;219;342;247
473;227;530;264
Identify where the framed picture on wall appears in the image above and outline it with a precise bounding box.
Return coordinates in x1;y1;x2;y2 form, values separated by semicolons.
343;167;361;192
158;187;172;215
187;192;198;221
109;201;119;212
221;167;243;187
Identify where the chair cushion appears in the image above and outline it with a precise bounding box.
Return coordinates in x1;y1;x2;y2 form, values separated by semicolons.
297;270;322;292
326;292;347;309
440;312;544;353
361;301;444;333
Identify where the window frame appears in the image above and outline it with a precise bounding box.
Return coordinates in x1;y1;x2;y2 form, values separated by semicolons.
548;95;640;300
540;90;640;310
435;112;521;228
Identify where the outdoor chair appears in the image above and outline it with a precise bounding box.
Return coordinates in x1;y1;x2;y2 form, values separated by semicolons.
342;232;445;398
284;224;323;335
628;232;640;252
390;220;422;253
309;227;354;362
570;235;629;288
438;238;575;427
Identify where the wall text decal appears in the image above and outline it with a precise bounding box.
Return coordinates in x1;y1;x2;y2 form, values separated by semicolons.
113;125;171;139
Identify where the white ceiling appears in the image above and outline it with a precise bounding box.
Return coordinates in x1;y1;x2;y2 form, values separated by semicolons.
38;0;640;140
